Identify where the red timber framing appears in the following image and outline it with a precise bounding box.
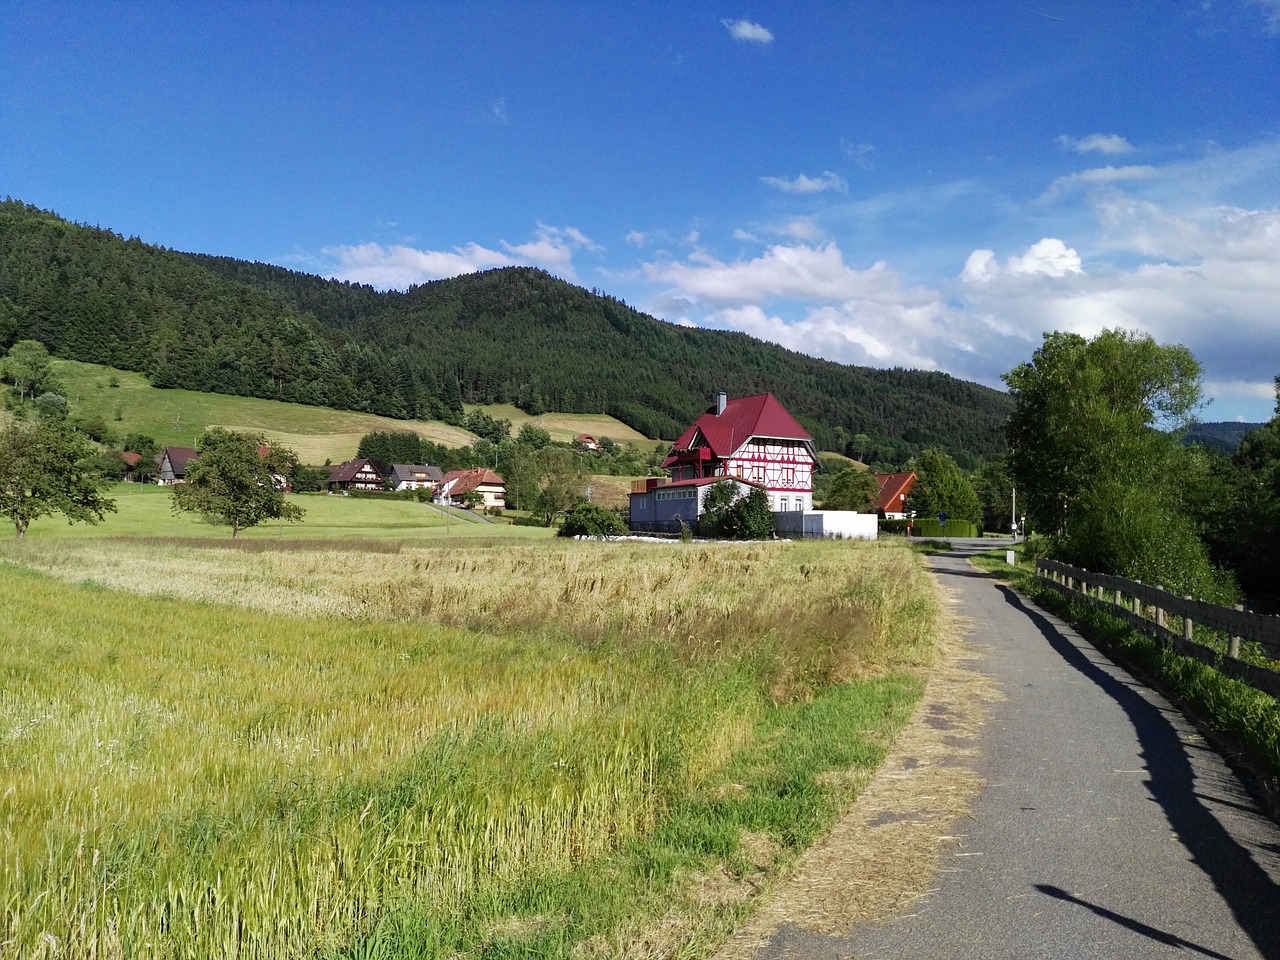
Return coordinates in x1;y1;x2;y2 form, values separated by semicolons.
661;393;819;511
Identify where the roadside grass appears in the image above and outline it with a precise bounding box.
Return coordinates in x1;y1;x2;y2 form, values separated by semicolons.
0;538;939;959
6;482;555;543
972;545;1280;808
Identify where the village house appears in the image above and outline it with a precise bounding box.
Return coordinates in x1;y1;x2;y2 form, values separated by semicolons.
388;463;443;492
327;458;385;493
434;468;506;510
874;472;918;520
157;447;197;485
660;392;819;511
630;392;876;539
573;434;600;451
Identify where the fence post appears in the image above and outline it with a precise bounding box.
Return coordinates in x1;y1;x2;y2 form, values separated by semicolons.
1183;598;1194;643
1156;587;1166;630
1229;604;1243;659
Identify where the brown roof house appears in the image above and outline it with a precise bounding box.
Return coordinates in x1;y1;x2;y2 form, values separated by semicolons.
327;458;385;493
435;468;506;510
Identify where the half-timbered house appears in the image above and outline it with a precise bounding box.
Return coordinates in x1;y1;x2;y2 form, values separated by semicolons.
660;392;819;512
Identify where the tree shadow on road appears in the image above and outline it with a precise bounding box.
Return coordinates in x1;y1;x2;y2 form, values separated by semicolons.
998;585;1280;957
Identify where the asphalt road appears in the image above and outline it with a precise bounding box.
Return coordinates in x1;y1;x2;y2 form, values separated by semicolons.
757;539;1280;960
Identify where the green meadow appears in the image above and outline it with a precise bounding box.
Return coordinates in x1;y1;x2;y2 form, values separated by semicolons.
0;513;941;959
50;360;655;464
10;482;554;543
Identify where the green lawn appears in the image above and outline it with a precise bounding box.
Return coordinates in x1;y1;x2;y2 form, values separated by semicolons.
9;482;556;542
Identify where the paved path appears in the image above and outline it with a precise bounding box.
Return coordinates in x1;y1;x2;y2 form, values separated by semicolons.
745;540;1280;960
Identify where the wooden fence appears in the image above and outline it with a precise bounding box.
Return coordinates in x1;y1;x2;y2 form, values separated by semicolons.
1036;558;1280;699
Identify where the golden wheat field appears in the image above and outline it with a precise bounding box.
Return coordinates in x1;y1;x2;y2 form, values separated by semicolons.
0;537;939;959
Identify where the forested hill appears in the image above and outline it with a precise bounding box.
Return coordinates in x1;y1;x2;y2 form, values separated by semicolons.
1;199;1012;465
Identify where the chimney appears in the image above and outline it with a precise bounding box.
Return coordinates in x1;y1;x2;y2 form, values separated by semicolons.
716;392;728;416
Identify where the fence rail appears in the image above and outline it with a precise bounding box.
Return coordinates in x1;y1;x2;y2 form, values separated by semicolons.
1035;558;1280;699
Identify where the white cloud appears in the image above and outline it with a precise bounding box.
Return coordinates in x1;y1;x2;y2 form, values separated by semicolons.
1039;165;1157;203
760;170;848;194
1058;133;1135;155
491;97;508;121
625;230;647;246
324;241;514;288
841;140;876;169
325;223;600;288
961;238;1082;282
644;242;907;306
722;18;774;43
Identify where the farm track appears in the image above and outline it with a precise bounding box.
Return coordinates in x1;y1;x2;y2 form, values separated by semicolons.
721;540;1280;960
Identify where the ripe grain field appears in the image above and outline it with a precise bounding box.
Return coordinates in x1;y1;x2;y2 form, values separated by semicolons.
0;537;940;959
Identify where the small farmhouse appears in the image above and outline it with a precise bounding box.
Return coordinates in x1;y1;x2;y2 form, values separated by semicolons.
157;447;197;485
874;472;918;519
327;458;384;493
435;468;506;509
388;463;443;492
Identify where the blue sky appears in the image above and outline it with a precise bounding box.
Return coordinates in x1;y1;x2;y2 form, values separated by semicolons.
3;2;1278;422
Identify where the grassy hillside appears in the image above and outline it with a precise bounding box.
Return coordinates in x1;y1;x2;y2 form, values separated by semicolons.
462;403;653;445
52;359;651;464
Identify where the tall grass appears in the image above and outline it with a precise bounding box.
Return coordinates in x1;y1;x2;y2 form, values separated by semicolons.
0;539;938;958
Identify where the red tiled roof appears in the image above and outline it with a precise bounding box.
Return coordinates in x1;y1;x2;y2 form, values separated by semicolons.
873;472;917;513
438;468;505;496
120;451;143;468
664;394;814;467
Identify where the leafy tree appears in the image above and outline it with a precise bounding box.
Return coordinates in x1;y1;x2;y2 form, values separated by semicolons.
463;409;511;443
559;502;627;538
530;446;585;525
1005;330;1201;539
1003;329;1232;600
906;448;981;526
0;418;117;538
516;424;553;450
3;339;60;401
700;480;775;540
33;392;68;419
974;456;1015;534
819;467;878;511
171;428;304;538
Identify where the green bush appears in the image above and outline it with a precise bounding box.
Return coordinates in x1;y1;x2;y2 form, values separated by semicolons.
558;502;627;538
912;517;977;538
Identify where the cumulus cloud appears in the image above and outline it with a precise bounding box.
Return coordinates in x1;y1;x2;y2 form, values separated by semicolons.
1039;164;1157;202
760;170;848;194
1058;133;1135;155
954;193;1280;415
325;223;600;288
961;239;1083;283
722;18;774;43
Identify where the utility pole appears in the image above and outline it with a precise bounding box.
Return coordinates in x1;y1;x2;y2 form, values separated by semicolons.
1011;486;1017;539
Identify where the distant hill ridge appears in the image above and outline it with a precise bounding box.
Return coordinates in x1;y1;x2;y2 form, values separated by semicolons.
0;198;1013;465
